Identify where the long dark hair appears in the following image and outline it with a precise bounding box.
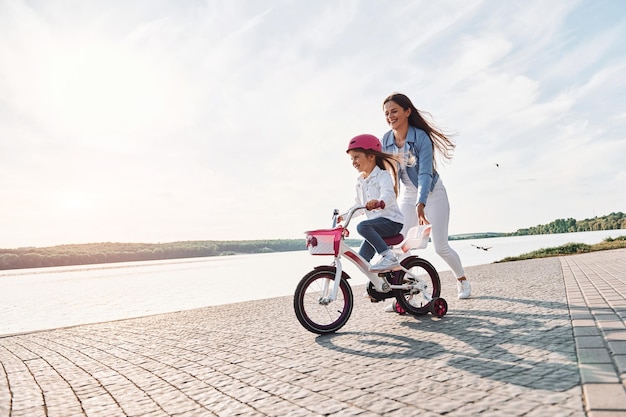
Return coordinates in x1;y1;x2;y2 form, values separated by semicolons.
383;92;455;167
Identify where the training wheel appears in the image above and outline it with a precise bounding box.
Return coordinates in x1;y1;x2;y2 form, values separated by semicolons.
393;301;406;315
429;297;448;317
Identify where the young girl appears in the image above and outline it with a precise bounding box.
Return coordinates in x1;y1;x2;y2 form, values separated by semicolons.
343;134;404;271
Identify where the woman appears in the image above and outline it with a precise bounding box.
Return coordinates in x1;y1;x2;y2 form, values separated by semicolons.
381;92;471;301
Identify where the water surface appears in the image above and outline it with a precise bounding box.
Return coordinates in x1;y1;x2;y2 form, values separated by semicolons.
1;229;623;335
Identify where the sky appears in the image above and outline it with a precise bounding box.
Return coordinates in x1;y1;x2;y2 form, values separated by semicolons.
1;0;625;248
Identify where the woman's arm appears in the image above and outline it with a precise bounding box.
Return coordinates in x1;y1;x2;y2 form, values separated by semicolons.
414;130;434;206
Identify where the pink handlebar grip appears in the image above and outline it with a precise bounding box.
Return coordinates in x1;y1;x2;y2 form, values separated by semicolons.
376;201;385;209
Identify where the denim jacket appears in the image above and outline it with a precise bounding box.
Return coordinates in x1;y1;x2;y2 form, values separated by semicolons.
381;126;439;206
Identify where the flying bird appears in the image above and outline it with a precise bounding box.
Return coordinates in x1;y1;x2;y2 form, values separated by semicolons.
472;244;492;251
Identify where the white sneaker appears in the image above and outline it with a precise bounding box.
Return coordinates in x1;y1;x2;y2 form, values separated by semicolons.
370;254;399;272
457;279;471;299
363;291;379;303
383;300;406;314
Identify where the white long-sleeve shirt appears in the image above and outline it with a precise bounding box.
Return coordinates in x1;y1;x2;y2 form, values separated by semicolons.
353;166;404;224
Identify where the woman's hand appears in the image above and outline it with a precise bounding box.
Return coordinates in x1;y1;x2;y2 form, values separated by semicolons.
417;203;429;225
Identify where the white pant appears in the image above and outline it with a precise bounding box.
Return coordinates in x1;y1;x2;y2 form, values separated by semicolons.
398;179;465;278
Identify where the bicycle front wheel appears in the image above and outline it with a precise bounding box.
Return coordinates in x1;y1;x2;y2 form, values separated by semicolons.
293;267;353;334
395;256;441;316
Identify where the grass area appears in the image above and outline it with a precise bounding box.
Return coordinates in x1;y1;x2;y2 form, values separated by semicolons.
497;235;626;262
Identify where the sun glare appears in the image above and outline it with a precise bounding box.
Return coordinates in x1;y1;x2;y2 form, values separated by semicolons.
58;195;87;212
38;38;168;137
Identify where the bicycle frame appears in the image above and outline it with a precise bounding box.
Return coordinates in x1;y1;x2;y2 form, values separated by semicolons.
311;205;433;304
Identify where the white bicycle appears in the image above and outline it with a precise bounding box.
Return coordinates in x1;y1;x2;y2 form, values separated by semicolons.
293;203;448;334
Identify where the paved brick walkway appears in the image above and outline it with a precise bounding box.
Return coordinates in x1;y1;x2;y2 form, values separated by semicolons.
561;249;626;416
1;248;625;416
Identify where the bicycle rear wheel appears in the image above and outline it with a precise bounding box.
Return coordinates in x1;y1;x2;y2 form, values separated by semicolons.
394;256;441;316
293;267;353;334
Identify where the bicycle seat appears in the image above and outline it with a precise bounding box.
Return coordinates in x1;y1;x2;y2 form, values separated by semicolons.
383;234;404;246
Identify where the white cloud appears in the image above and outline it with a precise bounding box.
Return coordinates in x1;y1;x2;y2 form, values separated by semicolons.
0;0;625;247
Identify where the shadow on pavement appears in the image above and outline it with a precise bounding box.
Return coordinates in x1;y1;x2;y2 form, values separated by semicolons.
315;295;579;391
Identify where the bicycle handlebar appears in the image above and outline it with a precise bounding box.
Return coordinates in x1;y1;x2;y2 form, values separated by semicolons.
333;200;385;229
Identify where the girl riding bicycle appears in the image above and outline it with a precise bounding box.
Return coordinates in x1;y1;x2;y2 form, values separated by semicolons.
341;134;404;272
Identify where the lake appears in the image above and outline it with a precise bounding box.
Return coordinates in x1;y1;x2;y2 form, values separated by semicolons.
1;229;623;335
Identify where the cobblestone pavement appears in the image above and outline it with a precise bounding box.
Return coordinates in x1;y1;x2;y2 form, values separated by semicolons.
1;248;625;416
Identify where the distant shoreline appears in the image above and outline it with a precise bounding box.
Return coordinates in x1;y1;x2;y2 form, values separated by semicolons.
0;229;624;272
496;235;626;262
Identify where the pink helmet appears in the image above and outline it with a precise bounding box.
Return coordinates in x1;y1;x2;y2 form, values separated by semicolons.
346;134;382;153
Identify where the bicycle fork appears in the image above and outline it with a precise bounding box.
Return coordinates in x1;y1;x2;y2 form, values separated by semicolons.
317;258;345;305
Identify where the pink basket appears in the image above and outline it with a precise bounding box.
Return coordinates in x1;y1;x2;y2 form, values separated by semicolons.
305;228;343;255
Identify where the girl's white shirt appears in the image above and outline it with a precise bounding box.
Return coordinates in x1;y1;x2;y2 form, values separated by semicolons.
353;166;404;224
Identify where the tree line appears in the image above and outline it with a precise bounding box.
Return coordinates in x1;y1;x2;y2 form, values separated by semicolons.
0;238;361;271
450;212;625;240
509;211;625;236
1;212;623;271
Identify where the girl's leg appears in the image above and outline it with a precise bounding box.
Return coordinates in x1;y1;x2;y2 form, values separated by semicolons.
358;241;376;263
357;218;402;261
